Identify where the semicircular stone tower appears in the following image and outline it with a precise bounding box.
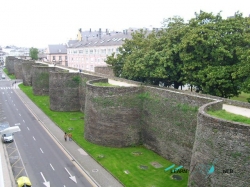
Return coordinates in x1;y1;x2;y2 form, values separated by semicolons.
189;100;250;187
84;78;143;147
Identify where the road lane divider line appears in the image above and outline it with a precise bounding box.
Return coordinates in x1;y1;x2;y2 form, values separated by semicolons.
33;136;36;141
40;148;44;154
50;163;55;171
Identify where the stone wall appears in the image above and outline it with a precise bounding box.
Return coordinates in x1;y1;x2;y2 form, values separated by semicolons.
14;59;23;79
22;61;35;86
79;73;102;112
32;66;56;95
94;66;114;76
141;86;215;169
49;72;81;111
189;101;250;187
84;78;143;147
6;56;18;74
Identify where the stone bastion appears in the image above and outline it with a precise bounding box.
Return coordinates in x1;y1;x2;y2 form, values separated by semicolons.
84;78;143;147
31;65;63;95
188;100;250;187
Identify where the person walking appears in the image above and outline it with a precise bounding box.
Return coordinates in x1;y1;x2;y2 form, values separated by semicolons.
68;133;72;141
64;132;68;141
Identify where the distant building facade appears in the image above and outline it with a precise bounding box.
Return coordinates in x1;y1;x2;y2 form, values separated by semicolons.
67;28;133;72
46;44;68;66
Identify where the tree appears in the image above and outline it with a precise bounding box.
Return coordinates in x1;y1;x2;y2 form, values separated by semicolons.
29;47;39;60
180;11;250;98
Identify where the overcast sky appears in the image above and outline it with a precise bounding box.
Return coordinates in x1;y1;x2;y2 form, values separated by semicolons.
0;0;249;49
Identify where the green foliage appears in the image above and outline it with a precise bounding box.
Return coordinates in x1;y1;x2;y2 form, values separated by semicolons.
231;92;250;103
207;109;250;125
18;83;188;187
106;10;250;98
29;47;39;60
72;75;80;84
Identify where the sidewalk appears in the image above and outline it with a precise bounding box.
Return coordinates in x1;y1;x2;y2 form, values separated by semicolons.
223;104;250;118
14;88;123;187
0;137;16;187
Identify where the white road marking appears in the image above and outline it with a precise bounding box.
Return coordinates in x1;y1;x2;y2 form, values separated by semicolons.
40;172;50;187
27;127;30;131
65;167;77;183
19;113;21;116
23;120;25;123
33;136;36;141
50;163;55;171
40;148;44;153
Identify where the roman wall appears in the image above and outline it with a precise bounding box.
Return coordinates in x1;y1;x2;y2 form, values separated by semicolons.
6;56;18;74
94;66;114;76
22;60;35;86
188;101;250;187
5;60;250;186
14;59;24;79
49;72;81;111
31;66;57;95
79;73;103;112
84;78;143;147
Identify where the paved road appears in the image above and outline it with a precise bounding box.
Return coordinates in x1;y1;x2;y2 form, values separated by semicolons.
0;79;94;186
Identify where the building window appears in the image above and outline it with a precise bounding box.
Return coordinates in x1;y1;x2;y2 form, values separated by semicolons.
79;50;83;53
65;56;67;61
52;56;55;60
85;49;88;54
59;56;62;61
73;50;77;54
90;49;93;54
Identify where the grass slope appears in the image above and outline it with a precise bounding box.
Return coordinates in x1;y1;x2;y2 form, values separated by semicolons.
19;84;188;187
207;110;250;125
3;68;16;79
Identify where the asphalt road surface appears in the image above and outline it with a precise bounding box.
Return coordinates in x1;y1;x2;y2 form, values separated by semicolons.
0;72;93;186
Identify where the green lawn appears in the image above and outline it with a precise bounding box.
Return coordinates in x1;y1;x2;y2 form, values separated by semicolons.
3;68;16;79
19;84;188;187
231;92;250;103
93;82;119;87
207;110;250;125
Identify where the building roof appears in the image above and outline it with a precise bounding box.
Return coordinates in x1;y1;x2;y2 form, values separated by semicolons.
48;44;67;54
70;32;133;48
67;40;78;47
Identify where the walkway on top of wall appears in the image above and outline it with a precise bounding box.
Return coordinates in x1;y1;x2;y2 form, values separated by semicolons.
223;104;250;118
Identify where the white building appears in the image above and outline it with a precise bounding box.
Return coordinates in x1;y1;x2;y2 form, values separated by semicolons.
67;28;133;72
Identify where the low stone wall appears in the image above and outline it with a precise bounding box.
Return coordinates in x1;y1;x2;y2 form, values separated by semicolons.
94;66;114;76
49;72;81;111
189;101;250;187
84;78;143;147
